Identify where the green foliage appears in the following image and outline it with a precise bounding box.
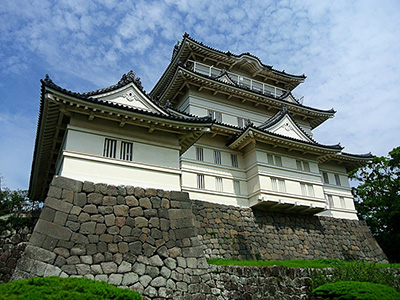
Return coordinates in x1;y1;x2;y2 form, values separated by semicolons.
0;187;39;232
311;281;400;300
208;258;348;268
0;276;143;300
308;261;400;292
349;147;400;262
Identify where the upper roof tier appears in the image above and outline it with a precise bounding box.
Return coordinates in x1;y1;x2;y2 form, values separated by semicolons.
151;33;306;98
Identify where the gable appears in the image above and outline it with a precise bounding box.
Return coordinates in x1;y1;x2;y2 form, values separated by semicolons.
91;84;166;115
266;114;313;142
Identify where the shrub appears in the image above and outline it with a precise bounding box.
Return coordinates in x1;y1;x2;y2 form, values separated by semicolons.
308;261;400;291
311;281;400;300
0;276;142;300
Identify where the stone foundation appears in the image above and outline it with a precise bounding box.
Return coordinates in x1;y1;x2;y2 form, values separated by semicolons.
192;201;387;263
10;176;387;299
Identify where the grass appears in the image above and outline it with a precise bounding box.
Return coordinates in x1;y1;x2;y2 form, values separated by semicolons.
207;258;400;269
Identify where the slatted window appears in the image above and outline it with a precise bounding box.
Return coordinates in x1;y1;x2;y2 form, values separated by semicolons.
275;156;282;167
271;178;278;191
233;180;241;194
327;195;334;208
278;179;286;192
196;147;204;161
323;172;329;184
231;154;238;167
301;183;314;197
237;117;244;128
267;154;282;167
120;141;133;161
300;183;307;196
208;110;222;122
296;160;303;170
303;162;310;172
267;154;274;165
215;177;223;192
307;184;315;197
197;174;205;189
103;138;117;159
214;150;222;164
339;196;346;208
335;174;341;186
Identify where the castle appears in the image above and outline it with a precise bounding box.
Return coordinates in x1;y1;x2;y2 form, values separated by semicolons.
30;33;371;220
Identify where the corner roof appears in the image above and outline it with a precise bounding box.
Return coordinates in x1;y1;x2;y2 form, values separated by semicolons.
151;33;306;98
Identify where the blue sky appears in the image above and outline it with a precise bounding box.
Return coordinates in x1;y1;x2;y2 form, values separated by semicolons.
1;0;399;190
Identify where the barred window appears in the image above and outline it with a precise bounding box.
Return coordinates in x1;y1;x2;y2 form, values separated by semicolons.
120;141;133;161
197;174;205;189
278;179;286;192
267;154;282;167
327;195;334;208
323;172;329;184
307;184;314;197
296;160;303;170
271;178;278;191
231;154;238;167
275;156;282;167
237;117;244;128
303;162;310;172
208;110;222;122
215;177;223;192
301;183;314;197
214;150;222;164
233;180;241;194
267;154;274;165
335;174;341;186
103;138;117;159
300;183;307;196
196;147;204;161
339;196;346;208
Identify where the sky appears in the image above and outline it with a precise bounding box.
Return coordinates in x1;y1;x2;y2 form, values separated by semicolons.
0;0;399;190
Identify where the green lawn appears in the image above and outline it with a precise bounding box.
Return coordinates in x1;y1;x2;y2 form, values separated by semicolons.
207;258;400;268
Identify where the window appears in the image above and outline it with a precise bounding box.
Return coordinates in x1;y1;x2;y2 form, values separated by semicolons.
215;177;223;192
233;180;241;194
339;196;346;208
214;150;221;164
335;174;341;186
197;174;205;189
120;141;133;161
196;147;204;161
327;195;334;208
322;172;329;184
208;110;222;122
271;178;286;192
300;183;314;197
103;138;117;159
237;117;244;128
296;160;310;172
231;154;238;167
267;154;282;167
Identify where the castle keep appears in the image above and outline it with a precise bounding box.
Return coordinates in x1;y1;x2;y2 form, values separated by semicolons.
8;34;387;298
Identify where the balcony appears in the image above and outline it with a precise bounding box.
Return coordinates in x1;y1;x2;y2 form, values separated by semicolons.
185;60;304;103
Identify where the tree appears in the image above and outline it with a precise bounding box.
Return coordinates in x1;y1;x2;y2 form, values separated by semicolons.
349;147;400;263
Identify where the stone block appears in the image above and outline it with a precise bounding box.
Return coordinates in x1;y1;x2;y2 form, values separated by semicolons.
149;255;163;267
42;235;58;251
143;243;156;256
83;204;98;214
62;189;74;203
29;231;46;247
120;226;131;236
71;232;89;244
76;264;91;275
91;264;103;275
35;219;72;241
174;228;195;239
61;264;77;275
30;260;48;276
44;264;62;277
78;212;91;223
160;266;171;279
114;205;129;216
182;246;205;258
130;207;143;217
45;197;73;214
65;221;80;231
170;191;190;202
83;181;95;193
115;217;126;227
24;245;56;264
80;222;96;234
103;196;116;206
71;244;86;256
107;226;119;235
117;261;132;273
126;195;138;206
101;261;117;274
107;185;118;196
48;186;62;198
135;217;148;228
132;262;146;275
122;272;139;285
105;214;116;226
134;187;145;198
96;224;106;235
145;188;157;197
73;193;87;207
54;247;70;258
144;209;157;218
139;275;152;288
93;253;105;264
139;197;152;209
151;276;166;288
108;273;123;286
95;274;108;282
157;246;168;258
40;207;56;222
54;211;68;226
91;214;105;223
129;241;142;255
98;205;113;215
168;247;181;258
51;176;82;192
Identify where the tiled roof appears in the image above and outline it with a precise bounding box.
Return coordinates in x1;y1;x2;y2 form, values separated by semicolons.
179;33;306;80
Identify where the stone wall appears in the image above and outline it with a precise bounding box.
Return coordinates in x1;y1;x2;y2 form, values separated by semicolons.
0;226;33;283
10;176;388;299
193;200;387;263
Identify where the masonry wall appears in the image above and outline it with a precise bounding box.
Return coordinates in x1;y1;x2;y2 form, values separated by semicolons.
192;200;387;263
10;176;387;299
